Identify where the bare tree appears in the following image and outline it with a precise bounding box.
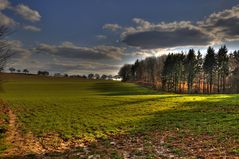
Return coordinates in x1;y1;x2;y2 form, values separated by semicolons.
0;26;13;72
0;26;13;92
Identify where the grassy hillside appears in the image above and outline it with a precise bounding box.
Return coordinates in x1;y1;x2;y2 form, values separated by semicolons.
0;73;238;158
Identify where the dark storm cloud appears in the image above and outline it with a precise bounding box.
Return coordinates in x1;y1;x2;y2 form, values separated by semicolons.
34;42;125;60
121;19;213;49
123;28;212;49
8;40;31;59
119;5;239;49
48;63;120;72
6;40;33;69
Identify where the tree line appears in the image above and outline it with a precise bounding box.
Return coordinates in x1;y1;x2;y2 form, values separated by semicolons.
7;68;119;80
119;46;239;94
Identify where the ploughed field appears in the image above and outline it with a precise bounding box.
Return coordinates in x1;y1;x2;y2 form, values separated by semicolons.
0;73;238;158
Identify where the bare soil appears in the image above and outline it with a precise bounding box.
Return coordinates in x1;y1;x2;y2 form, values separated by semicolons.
1;109;46;157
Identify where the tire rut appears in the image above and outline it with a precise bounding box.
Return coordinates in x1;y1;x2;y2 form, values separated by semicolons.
1;109;46;157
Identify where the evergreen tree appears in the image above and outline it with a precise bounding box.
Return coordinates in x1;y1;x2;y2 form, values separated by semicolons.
195;51;203;93
118;64;133;82
217;45;229;93
185;49;197;93
203;47;216;93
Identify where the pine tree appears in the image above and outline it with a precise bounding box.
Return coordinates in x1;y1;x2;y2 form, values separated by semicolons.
217;45;229;93
185;49;197;93
203;47;216;93
195;51;203;93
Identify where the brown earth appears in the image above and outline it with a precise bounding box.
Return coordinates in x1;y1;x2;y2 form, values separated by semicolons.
1;109;46;157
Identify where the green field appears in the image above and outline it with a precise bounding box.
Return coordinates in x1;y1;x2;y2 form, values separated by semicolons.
0;73;238;158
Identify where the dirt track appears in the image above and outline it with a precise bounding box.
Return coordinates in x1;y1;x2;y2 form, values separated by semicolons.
2;109;45;157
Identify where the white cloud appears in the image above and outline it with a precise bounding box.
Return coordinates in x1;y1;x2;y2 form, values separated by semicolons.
7;40;32;59
23;25;41;32
15;4;41;22
0;12;16;26
0;1;42;31
103;23;122;31
0;0;10;10
96;35;107;40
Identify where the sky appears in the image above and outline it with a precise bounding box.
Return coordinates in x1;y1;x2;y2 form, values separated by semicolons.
1;0;239;75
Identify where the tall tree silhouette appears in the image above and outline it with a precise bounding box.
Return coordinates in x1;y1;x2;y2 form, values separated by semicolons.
195;51;203;93
185;49;197;93
232;51;239;92
118;64;132;82
216;45;229;93
203;47;216;93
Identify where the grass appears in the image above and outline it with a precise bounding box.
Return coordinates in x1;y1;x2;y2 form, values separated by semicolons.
0;73;238;153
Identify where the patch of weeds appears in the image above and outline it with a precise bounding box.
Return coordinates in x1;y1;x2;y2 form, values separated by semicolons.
1;114;9;123
99;138;111;148
144;142;152;148
231;148;239;155
60;133;72;141
170;147;184;156
89;142;97;149
0;144;8;153
132;149;144;156
166;136;177;143
110;150;122;159
25;153;37;158
145;152;157;159
162;143;173;149
143;134;151;141
217;135;227;142
0;125;7;134
74;146;84;152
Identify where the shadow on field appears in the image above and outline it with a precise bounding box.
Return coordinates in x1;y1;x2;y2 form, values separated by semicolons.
0;80;5;93
103;95;181;108
126;95;239;136
1;151;88;159
91;82;158;96
1;150;85;159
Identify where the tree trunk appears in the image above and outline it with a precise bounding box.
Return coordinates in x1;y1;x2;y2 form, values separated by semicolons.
198;78;201;93
217;72;220;93
223;75;226;93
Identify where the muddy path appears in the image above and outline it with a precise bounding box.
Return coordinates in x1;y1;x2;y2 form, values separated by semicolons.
1;109;46;157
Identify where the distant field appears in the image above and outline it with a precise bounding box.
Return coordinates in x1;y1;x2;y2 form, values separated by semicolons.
0;73;238;158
